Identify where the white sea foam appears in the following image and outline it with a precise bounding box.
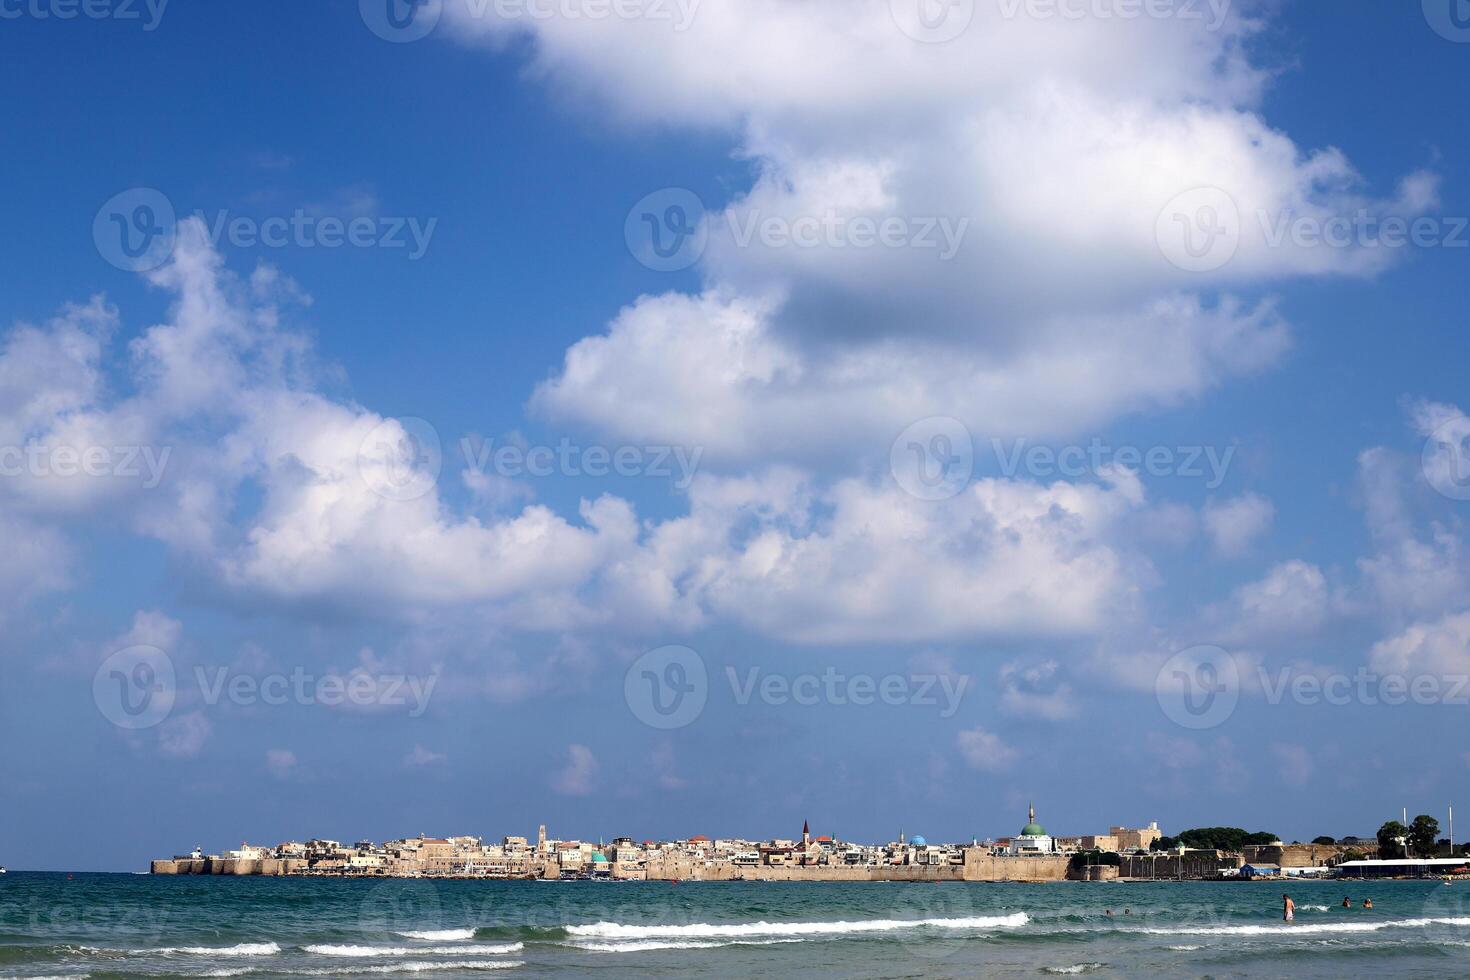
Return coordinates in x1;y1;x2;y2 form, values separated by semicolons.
304;944;523;957
198;970;254;978
394;930;476;941
294;960;522;974
565;913;1028;940
1143;917;1470;937
569;938;805;953
1298;905;1330;912
1042;965;1105;975
158;943;281;957
1166;944;1202;951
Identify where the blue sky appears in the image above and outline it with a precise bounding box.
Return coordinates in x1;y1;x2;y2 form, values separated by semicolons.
2;0;1470;871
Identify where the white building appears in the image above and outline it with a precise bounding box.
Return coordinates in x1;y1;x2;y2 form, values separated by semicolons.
1007;804;1055;855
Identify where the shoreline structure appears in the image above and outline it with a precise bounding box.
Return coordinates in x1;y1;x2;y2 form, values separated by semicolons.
148;808;1371;882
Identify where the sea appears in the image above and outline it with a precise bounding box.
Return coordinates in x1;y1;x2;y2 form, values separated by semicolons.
5;872;1470;978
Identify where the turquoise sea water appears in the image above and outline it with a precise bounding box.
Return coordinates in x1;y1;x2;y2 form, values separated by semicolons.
4;872;1470;978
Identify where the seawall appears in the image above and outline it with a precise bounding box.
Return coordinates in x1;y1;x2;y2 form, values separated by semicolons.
150;858;307;876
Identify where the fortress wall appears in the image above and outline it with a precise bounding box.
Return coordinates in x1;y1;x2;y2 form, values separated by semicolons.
149;857;303;875
962;852;1070;882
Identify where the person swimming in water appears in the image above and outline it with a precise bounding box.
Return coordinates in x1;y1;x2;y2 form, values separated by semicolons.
1342;897;1352;908
1284;894;1295;922
1363;898;1373;909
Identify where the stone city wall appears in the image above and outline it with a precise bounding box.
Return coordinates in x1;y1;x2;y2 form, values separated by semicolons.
150;858;308;875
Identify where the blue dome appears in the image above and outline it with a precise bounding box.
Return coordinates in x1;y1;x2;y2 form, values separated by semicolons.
910;835;927;846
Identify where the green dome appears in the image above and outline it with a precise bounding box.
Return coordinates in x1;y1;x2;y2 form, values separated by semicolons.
1020;823;1046;837
591;852;608;862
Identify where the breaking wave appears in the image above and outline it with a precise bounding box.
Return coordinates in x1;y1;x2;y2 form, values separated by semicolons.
568;938;805;953
159;943;281;957
304;944;523;957
565;913;1028;940
294;961;523;974
1142;917;1470;937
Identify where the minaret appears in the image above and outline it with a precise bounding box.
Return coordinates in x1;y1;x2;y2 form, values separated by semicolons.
1029;803;1036;826
802;820;810;848
538;824;547;851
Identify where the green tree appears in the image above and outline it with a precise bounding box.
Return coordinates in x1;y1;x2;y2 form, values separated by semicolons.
1172;827;1280;852
1409;815;1440;857
1312;836;1336;845
1068;850;1121;870
1377;820;1408;859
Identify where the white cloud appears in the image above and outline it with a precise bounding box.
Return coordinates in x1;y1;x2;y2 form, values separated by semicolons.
550;743;598;795
404;744;447;768
1355;444;1469;620
1223;560;1330;641
1369;611;1470;679
116;609;184;652
157;711;211;758
0;516;71;621
1203;492;1275;557
484;0;1420;462
533;290;1290;462
956;727;1018;772
610;466;1153;644
998;660;1077;721
266;748;298;778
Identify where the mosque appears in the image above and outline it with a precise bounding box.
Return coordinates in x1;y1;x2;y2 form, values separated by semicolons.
1006;803;1055;855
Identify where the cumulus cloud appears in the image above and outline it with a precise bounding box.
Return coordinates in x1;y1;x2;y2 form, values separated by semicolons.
998;660;1077;721
475;0;1422;459
1221;560;1331;642
550;743;598;795
1355;444;1470;621
1370;611;1470;679
1203;492;1275;557
533;290;1290;463
956;727;1018;772
607;466;1154;644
